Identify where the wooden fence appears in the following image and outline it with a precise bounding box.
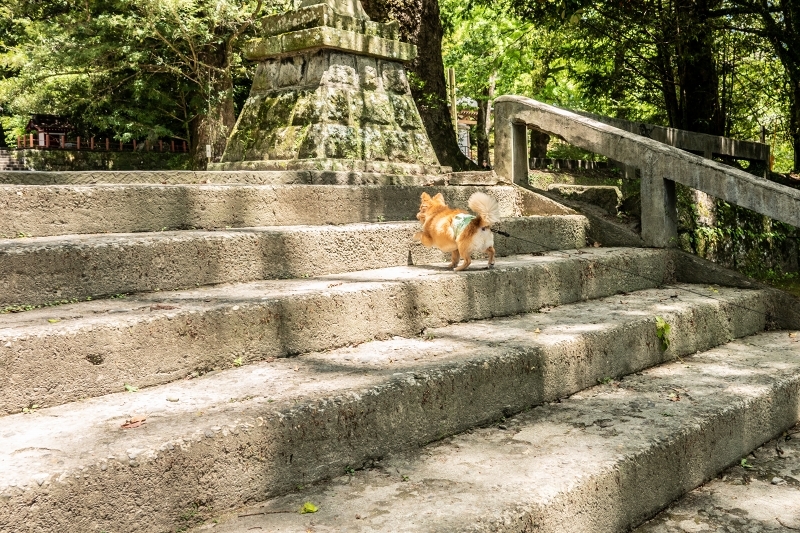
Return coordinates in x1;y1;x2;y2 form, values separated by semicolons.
16;135;188;153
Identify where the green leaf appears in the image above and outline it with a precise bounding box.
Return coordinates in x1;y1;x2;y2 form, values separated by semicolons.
655;316;671;350
124;383;139;393
299;502;318;514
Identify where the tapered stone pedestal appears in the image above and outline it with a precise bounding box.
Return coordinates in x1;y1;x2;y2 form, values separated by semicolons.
212;0;443;174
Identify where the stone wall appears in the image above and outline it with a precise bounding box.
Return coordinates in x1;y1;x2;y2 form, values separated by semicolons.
15;149;192;171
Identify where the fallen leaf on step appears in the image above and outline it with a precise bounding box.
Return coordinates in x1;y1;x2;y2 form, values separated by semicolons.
47;318;60;324
593;242;601;247
121;416;146;429
534;328;541;334
150;304;179;311
790;333;797;338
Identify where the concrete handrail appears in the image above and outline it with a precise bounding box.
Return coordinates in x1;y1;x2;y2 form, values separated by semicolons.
574;111;770;163
494;95;800;247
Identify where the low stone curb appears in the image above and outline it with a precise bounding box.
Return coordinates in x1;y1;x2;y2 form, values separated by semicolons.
0;184;559;238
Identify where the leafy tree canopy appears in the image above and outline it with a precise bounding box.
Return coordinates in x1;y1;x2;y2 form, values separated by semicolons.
0;0;288;165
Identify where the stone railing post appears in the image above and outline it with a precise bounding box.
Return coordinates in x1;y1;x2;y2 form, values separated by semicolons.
639;154;678;247
493;102;528;186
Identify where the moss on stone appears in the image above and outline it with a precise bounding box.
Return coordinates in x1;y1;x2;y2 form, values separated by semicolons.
221;47;439;168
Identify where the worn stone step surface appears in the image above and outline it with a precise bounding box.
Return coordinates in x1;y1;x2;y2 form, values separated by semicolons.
196;330;800;533
0;184;571;238
0;215;587;307
0;283;773;533
0;169;510;186
634;420;800;532
1;169;451;186
0;248;670;414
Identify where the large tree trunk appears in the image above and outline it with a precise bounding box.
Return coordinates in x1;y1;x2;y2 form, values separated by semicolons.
674;0;723;135
476;99;490;167
362;0;476;170
475;75;495;168
189;50;237;170
656;43;680;128
792;78;800;172
189;92;236;169
610;44;628;119
528;130;549;160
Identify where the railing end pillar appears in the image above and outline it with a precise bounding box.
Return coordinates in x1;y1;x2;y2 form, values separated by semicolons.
493;100;529;186
641;171;678;248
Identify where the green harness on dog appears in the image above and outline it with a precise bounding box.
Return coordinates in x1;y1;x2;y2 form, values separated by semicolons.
452;213;476;239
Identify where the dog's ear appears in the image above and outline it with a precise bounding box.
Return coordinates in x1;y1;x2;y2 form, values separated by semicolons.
432;193;445;203
420;192;432;201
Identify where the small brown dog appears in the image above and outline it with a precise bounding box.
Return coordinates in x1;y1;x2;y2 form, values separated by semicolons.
414;191;501;271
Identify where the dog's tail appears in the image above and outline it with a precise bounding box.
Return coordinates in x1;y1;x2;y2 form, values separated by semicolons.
468;192;501;226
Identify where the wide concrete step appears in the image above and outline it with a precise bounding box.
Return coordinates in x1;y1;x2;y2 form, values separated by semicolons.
0;215;587;307
0;283;774;533
635;419;800;532
0;248;669;413
0;184;571;237
0;169;509;186
0;169;423;185
199;330;800;533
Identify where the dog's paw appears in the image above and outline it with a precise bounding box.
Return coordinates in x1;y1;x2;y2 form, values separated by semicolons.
488;263;495;269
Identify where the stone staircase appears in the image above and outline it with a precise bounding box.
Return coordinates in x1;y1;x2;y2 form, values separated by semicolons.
1;172;799;533
0;149;25;171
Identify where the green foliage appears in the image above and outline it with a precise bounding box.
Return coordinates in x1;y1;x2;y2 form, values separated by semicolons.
0;0;289;157
460;0;797;170
676;182;800;281
655;316;671;351
441;0;633;116
299;502;318;514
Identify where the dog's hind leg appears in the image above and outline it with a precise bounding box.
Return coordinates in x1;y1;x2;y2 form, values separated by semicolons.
454;244;472;271
486;246;495;269
448;250;460;269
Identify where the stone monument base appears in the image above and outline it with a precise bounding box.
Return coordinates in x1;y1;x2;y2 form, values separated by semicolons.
218;3;445;173
208;157;445;174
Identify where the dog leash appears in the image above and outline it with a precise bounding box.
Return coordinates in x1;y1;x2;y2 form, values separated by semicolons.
490;228;780;322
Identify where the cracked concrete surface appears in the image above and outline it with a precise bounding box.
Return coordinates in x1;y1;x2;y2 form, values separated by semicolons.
0;282;773;532
636;421;800;532
192;331;800;533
